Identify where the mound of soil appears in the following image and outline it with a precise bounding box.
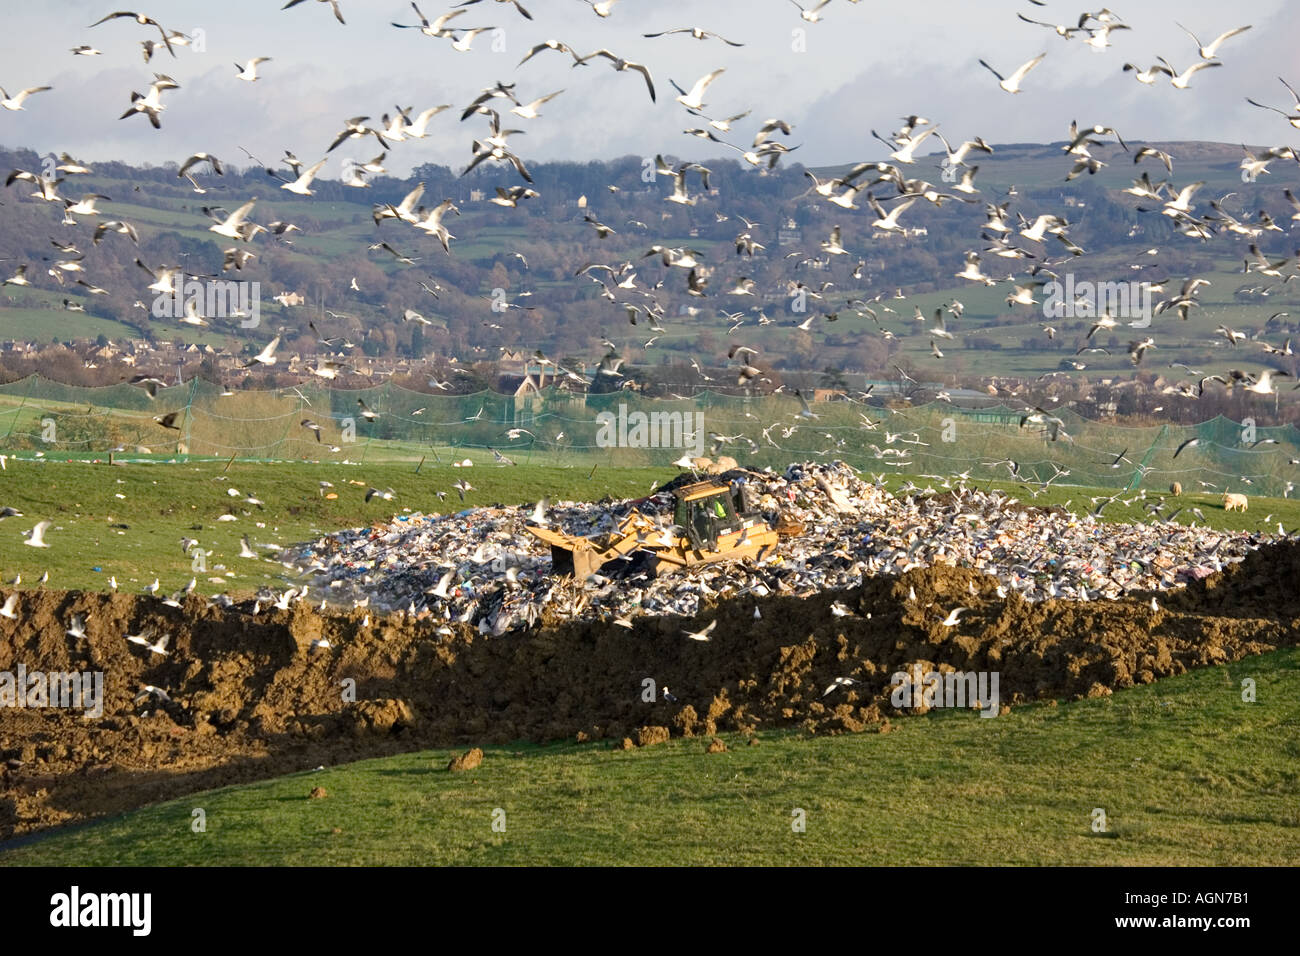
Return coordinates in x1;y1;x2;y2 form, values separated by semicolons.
2;539;1299;839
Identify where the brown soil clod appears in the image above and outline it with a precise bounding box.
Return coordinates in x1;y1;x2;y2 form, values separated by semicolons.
635;726;671;748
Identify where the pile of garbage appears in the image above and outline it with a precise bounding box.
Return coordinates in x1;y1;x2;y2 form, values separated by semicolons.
285;461;1275;634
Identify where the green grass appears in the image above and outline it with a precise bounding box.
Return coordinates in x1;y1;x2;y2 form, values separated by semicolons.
0;457;1293;595
0;303;140;342
0;460;672;594
5;647;1297;865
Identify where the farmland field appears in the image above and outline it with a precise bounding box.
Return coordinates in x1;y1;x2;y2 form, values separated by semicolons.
0;458;1296;866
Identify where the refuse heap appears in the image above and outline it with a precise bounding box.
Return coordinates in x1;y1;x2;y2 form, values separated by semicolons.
286;461;1276;633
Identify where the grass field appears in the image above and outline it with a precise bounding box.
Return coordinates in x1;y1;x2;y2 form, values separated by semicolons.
0;458;1294;595
0;459;674;594
4;646;1296;865
0;458;1293;595
0;458;1296;864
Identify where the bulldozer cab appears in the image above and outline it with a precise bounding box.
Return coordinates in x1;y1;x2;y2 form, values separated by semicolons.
674;482;742;552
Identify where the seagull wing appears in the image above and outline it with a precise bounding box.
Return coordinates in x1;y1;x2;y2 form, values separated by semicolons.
1008;53;1047;85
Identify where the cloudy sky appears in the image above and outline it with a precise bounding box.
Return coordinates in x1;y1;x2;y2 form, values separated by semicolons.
1;0;1296;177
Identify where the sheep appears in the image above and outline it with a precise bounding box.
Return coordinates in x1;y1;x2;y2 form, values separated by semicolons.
1222;492;1248;512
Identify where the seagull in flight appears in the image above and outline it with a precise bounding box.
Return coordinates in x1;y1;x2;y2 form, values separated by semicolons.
0;85;52;111
135;685;171;705
242;335;281;367
790;0;832;23
280;158;327;195
392;4;466;36
283;0;346;25
822;677;861;697
456;0;533;20
671;68;725;111
23;520;51;548
683;619;717;642
127;631;170;656
979;53;1047;93
1156;57;1221;89
234;57;272;81
89;10;178;52
940;607;968;627
573;50;656;102
1176;22;1251;59
208;200;256;239
119;73;179;128
644;26;743;46
1246;77;1300;129
510;89;564;119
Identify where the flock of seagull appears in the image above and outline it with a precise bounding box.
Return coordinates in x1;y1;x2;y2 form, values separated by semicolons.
0;4;1297;634
1;5;1295;416
11;11;1293;431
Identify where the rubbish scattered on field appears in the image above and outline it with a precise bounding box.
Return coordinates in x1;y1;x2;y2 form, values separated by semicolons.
284;461;1277;635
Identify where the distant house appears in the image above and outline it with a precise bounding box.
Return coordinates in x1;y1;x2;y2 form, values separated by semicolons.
510;372;545;423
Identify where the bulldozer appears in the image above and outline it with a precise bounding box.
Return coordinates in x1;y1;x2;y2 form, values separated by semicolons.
526;479;790;579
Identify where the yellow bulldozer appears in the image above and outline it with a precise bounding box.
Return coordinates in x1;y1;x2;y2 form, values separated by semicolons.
526;479;793;579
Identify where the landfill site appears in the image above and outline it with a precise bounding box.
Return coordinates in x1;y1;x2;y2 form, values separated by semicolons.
1;461;1298;838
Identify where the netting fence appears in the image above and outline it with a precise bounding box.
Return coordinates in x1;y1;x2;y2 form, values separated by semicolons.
0;374;1296;496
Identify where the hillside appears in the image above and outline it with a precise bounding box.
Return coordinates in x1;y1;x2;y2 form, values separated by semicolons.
1;140;1297;392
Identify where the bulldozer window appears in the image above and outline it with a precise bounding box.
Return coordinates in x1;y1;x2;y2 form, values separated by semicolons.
691;503;714;549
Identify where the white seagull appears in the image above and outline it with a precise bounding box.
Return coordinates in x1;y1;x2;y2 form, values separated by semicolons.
280;158;327;195
23;520;51;548
208;200;257;239
0;85;52;111
126;631;170;656
672;69;724;111
683;619;717;642
979;53;1047;94
235;57;272;81
1176;22;1251;59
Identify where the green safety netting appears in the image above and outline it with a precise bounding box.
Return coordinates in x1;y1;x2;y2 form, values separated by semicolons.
0;374;1296;496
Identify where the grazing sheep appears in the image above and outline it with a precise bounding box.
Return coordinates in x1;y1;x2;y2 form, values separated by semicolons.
1223;492;1248;512
1170;482;1182;497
